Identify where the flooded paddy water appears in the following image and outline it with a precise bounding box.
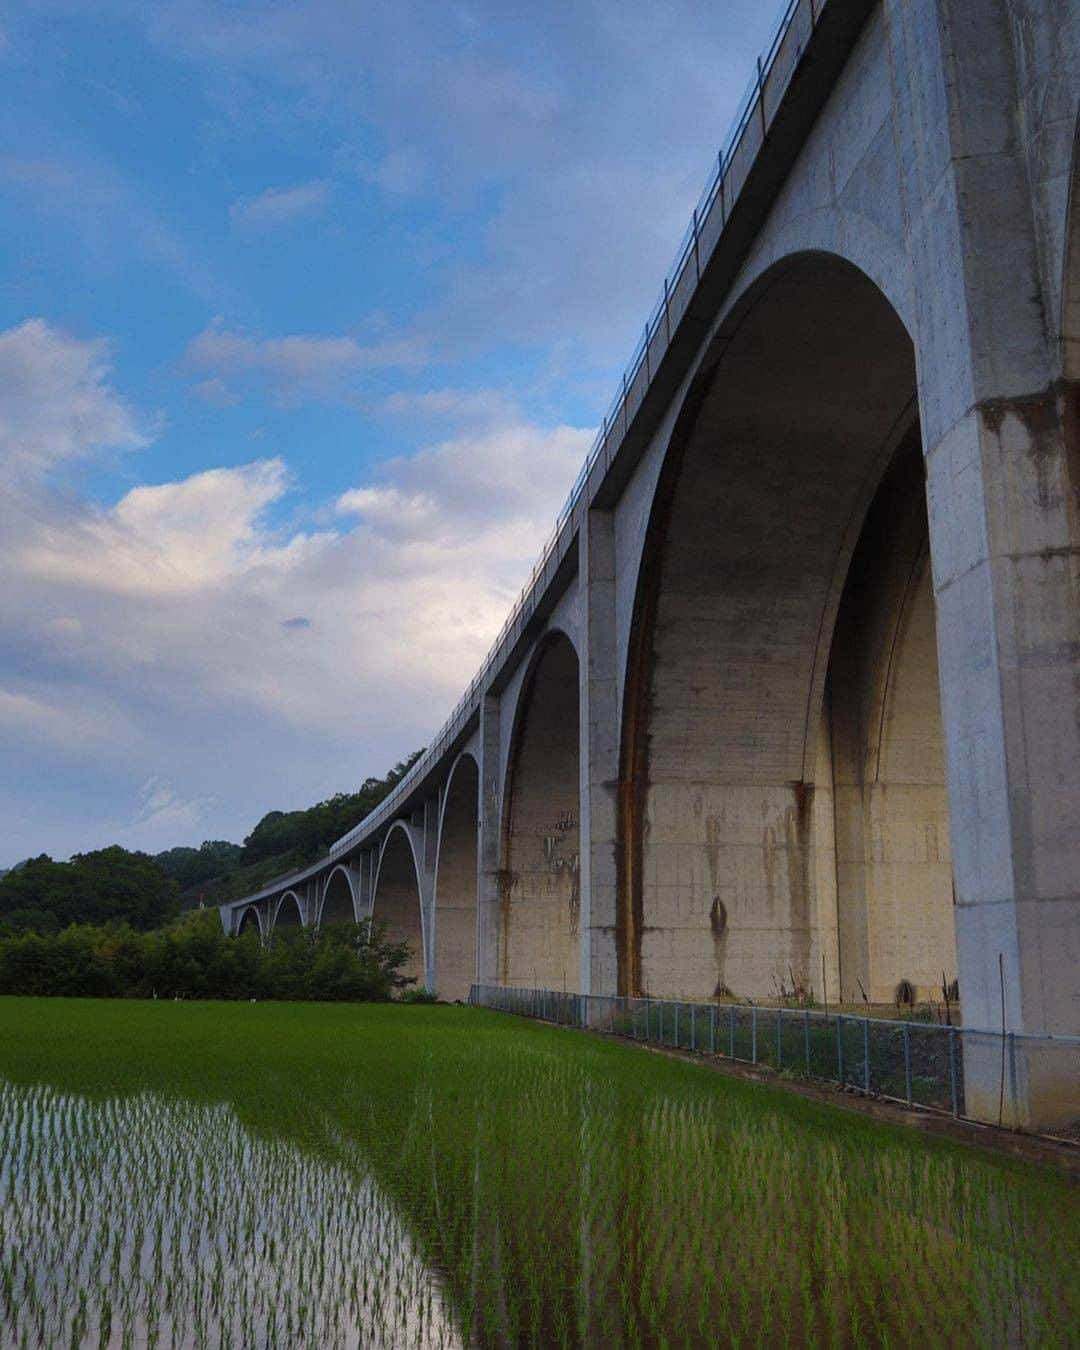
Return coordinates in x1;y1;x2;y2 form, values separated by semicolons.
0;999;1076;1347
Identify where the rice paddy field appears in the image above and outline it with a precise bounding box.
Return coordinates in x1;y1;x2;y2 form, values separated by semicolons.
0;999;1076;1348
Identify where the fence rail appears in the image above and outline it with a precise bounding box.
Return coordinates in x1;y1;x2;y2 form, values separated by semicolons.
469;984;1080;1131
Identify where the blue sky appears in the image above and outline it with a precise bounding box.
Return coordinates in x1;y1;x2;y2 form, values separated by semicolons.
0;0;774;864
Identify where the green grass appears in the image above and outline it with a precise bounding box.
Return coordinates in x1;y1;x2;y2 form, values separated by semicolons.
0;998;1076;1347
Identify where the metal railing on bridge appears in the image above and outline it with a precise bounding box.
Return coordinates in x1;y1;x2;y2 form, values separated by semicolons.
469;984;1080;1133
329;0;811;860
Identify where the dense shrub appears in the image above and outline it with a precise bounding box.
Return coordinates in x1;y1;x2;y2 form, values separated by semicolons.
0;911;414;1002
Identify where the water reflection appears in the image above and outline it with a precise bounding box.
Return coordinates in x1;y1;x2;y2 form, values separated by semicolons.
1;1008;1076;1348
0;1081;462;1348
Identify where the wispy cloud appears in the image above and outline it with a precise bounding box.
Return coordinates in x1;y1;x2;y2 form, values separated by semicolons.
132;0;774;356
229;179;331;231
0;319;150;480
0;152;224;303
184;321;428;403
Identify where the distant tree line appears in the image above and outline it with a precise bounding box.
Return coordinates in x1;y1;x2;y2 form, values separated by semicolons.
0;750;424;935
0;911;414;1002
0;848;180;936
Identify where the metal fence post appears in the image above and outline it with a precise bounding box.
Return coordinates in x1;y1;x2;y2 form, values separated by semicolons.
903;1023;912;1104
837;1014;845;1085
729;1005;735;1060
949;1027;959;1117
690;1005;696;1053
777;1009;783;1068
710;1005;717;1055
804;1010;811;1076
674;1003;680;1049
863;1017;871;1094
752;1007;758;1065
691;208;700;280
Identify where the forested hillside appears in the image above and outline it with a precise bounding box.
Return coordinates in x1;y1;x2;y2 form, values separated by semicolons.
0;750;423;932
155;750;423;903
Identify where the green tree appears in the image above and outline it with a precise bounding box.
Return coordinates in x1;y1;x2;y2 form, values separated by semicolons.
0;909;415;1003
0;849;180;934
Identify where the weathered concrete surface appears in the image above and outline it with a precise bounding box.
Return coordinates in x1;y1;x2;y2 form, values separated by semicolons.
372;825;426;987
623;254;918;1005
432;754;479;1002
221;0;1080;1128
828;439;956;1004
498;634;581;990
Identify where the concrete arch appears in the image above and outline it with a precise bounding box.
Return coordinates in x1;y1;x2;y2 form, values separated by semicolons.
319;865;357;927
237;905;263;941
499;629;581;989
433;752;480;1001
372;822;425;986
271;890;304;936
717;215;916;353
824;436;955;1003
618;250;950;1005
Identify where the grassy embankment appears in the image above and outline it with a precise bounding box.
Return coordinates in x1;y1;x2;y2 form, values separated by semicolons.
0;998;1076;1347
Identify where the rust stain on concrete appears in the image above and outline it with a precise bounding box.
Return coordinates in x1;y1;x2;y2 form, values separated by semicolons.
787;781;814;984
709;894;729;997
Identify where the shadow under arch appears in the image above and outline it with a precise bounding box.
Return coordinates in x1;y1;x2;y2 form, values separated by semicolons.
271;891;304;937
372;823;425;987
618;249;955;1005
432;752;479;1002
237;905;263;942
499;628;581;990
319;865;357;927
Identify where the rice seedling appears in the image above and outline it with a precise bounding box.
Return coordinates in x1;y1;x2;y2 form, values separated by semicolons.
0;998;1075;1346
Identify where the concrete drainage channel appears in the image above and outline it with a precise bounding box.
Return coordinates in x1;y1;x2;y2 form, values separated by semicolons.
469;984;1080;1151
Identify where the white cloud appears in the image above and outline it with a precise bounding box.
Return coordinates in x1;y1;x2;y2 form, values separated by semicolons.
4;422;589;729
0;316;594;858
17;459;296;596
0;319;149;479
230;178;331;231
192;377;237;407
185;322;427;402
378;386;516;426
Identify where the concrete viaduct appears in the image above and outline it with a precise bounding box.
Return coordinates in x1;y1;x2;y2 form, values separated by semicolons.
221;0;1080;1127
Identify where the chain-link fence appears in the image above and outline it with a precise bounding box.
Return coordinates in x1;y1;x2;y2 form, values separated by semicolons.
469;984;1080;1132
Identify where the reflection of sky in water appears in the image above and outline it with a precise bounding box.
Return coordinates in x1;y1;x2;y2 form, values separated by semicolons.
0;1080;462;1349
